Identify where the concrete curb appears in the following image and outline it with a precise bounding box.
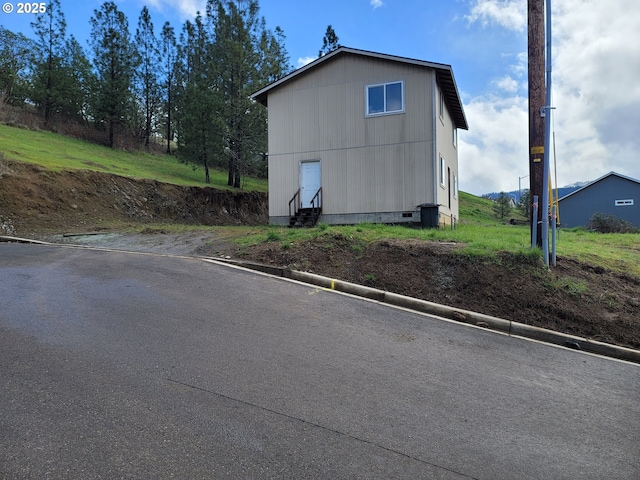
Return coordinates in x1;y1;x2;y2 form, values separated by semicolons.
211;257;640;365
0;235;50;245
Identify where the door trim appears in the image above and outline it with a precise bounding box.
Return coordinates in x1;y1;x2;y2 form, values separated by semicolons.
299;159;321;208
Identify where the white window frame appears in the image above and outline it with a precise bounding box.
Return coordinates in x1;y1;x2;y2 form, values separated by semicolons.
453;126;457;148
439;88;445;121
615;199;634;206
365;81;405;117
440;156;446;187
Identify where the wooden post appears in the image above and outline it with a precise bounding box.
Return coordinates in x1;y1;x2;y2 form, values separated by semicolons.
528;0;546;247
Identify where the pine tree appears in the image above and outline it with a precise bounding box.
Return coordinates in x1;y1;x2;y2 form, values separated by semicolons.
318;25;340;57
251;25;290;177
209;0;289;187
61;35;94;123
30;0;67;126
260;26;290;84
172;0;289;184
175;16;221;184
493;192;513;220
135;6;160;149
0;27;34;106
89;1;139;148
160;22;177;154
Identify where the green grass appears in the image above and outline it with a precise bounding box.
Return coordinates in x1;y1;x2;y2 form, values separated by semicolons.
0;123;268;192
554;229;640;276
228;222;531;253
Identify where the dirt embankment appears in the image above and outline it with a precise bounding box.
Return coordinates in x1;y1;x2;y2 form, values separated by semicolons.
0;160;267;235
1;159;639;350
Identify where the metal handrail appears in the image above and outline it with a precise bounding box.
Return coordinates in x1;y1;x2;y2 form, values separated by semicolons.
310;187;323;225
288;189;301;219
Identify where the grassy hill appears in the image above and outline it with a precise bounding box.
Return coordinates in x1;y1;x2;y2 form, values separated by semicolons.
0;123;268;192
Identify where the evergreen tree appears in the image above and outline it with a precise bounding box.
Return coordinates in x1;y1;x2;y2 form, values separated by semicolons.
135;6;161;149
209;0;288;187
63;35;95;123
493;192;513;220
259;26;290;84
318;25;340;57
0;27;34;106
30;0;68;125
89;1;139;148
251;25;290;177
172;21;191;153
175;16;221;184
160;22;177;154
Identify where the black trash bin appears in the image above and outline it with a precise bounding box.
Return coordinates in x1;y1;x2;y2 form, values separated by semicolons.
420;204;440;228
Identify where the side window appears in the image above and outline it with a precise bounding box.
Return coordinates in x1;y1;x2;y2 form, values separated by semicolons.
439;89;445;120
440;156;446;187
453;126;457;148
366;81;404;116
453;173;458;198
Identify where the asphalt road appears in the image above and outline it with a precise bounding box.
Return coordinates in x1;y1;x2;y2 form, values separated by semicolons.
1;243;639;479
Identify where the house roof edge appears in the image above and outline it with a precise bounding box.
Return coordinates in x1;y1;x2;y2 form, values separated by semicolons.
558;171;640;201
251;46;468;130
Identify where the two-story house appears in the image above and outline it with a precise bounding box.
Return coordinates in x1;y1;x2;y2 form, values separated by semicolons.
251;47;468;227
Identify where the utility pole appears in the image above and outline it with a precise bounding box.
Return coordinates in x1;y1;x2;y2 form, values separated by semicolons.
542;0;554;266
528;0;545;248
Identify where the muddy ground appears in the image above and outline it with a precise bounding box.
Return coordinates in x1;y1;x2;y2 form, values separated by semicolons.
1;159;639;350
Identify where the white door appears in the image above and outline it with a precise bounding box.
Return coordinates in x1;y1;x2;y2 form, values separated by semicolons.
300;161;321;208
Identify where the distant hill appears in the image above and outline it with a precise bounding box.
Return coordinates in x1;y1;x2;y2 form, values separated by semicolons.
483;183;589;202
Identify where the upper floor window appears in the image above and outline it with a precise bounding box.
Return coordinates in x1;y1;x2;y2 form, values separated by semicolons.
366;81;404;116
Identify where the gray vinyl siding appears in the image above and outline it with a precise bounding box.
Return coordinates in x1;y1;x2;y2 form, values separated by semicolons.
435;83;459;223
267;54;437;220
558;175;640;228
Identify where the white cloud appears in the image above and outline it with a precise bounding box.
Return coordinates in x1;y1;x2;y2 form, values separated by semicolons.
465;0;526;31
460;0;640;195
493;75;519;94
370;0;384;9
459;95;529;194
145;0;205;20
297;56;316;68
551;0;640;185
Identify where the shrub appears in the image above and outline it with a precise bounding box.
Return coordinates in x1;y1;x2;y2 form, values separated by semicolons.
588;213;638;233
265;229;282;241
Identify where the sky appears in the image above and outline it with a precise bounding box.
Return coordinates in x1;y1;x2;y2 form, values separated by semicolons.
2;0;639;195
